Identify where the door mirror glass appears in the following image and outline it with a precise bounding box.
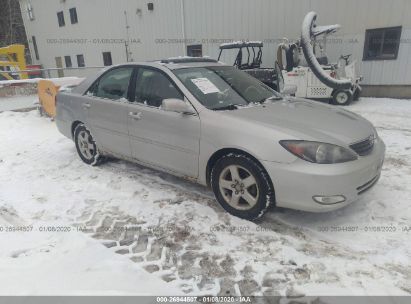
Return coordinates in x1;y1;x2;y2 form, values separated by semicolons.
161;98;195;114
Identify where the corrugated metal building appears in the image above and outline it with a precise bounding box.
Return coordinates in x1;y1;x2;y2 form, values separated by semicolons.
18;0;411;97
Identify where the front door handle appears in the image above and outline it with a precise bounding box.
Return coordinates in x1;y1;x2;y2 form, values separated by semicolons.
129;111;142;120
82;103;91;109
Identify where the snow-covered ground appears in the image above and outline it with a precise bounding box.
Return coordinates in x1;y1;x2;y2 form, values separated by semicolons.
0;95;37;112
0;96;410;297
0;77;84;112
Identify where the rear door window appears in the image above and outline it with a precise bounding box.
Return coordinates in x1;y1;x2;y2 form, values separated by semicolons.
88;67;133;100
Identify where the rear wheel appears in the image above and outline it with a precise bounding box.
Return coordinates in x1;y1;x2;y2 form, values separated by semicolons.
74;124;103;166
332;89;353;106
211;154;275;220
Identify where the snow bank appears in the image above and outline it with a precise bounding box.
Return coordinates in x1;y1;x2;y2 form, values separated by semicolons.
0;95;37;112
0;77;84;88
0;231;181;296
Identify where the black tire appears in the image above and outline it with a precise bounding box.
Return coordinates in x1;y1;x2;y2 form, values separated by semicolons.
38;105;44;117
211;154;275;220
353;87;361;101
332;90;353;106
74;124;103;166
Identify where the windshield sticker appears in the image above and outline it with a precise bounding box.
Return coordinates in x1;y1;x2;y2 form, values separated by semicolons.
191;78;220;94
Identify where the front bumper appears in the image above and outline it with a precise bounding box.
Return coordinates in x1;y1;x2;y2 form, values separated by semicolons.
262;138;385;212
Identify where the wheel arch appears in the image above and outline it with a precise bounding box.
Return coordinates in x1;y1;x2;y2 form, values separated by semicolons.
71;120;84;139
205;148;274;190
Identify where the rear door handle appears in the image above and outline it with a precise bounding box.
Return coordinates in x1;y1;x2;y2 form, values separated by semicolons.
82;103;91;109
129;111;142;120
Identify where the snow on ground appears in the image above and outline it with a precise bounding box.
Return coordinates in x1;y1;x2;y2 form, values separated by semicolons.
0;231;182;296
0;95;37;112
0;96;410;297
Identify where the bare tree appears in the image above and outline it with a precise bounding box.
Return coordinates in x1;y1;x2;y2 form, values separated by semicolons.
0;0;28;47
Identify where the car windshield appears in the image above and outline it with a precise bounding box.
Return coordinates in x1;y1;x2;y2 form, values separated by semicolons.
173;66;282;110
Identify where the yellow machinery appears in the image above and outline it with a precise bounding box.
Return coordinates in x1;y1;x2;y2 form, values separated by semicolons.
37;79;60;117
38;79;84;118
0;44;28;80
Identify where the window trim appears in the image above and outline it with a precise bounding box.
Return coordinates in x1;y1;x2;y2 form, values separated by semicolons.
76;54;85;67
187;44;203;57
57;11;65;27
84;65;136;102
84;65;194;111
102;51;113;66
69;7;78;24
27;3;35;21
129;66;185;107
363;26;402;61
64;55;72;68
32;36;39;60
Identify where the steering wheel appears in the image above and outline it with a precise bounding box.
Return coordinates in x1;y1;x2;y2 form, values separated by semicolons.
244;86;261;101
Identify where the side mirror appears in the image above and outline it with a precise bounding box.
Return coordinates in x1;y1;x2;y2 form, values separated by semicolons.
161;98;196;114
280;84;297;96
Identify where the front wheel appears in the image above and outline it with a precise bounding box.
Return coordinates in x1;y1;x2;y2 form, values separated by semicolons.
332;89;353;106
211;154;275;220
74;124;103;166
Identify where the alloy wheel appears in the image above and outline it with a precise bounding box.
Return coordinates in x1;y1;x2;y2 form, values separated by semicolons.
77;130;95;160
218;165;260;210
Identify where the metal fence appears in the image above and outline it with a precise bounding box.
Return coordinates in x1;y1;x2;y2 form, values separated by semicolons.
1;66;106;79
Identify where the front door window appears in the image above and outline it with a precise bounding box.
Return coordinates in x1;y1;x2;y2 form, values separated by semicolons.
134;68;184;107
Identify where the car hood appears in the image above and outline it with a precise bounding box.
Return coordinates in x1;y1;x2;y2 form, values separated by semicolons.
221;97;375;145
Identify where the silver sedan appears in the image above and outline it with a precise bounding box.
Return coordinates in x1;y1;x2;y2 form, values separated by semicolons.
56;58;385;220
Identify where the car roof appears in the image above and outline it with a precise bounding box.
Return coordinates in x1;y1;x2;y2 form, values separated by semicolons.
95;57;226;71
154;57;226;70
69;57;227;95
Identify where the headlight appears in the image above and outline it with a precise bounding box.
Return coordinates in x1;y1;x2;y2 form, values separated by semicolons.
280;140;357;164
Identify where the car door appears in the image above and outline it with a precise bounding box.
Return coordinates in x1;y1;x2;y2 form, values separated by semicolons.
128;66;200;178
83;66;133;158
